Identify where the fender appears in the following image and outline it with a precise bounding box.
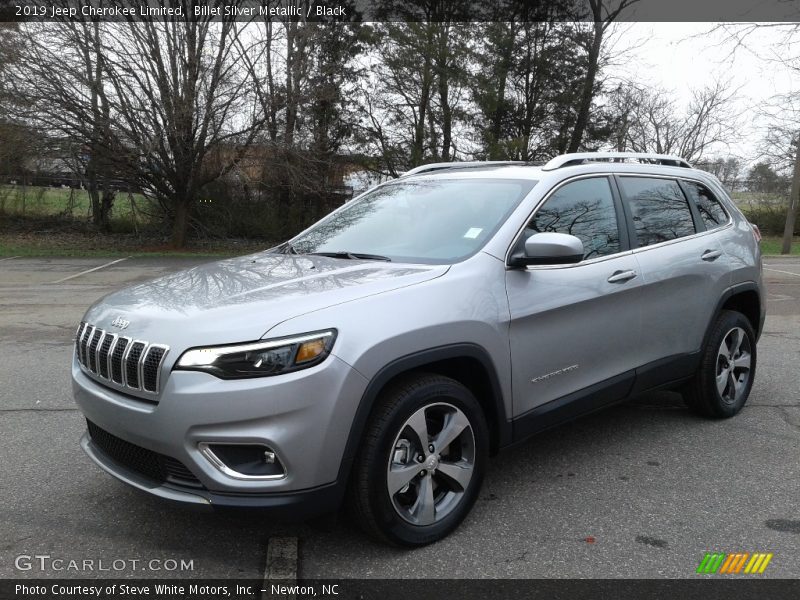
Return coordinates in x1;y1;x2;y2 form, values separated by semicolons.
702;281;763;349
335;343;511;486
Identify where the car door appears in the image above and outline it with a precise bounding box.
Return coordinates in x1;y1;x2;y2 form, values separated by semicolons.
616;175;732;368
506;176;643;421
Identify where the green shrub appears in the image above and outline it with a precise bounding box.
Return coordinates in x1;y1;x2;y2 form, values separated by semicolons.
740;205;796;236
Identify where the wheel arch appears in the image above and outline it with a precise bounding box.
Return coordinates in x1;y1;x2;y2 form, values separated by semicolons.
707;283;763;346
336;344;511;487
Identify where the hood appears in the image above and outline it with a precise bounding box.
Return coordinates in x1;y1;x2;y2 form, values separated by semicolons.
84;252;448;348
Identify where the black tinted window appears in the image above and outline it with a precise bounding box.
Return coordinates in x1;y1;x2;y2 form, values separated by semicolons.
619;177;696;247
527;177;620;259
683;181;729;229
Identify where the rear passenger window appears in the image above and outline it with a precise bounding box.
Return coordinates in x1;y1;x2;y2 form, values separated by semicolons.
527;177;620;259
619;177;696;247
682;181;729;229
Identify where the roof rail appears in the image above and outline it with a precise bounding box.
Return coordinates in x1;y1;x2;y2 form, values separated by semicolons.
541;152;692;171
401;161;529;177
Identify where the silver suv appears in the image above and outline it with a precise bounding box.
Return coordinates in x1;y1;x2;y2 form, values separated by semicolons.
72;152;764;546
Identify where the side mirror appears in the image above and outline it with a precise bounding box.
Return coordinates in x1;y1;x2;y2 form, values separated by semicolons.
509;232;585;267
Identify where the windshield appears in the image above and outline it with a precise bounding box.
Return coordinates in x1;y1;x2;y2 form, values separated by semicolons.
288;178;537;264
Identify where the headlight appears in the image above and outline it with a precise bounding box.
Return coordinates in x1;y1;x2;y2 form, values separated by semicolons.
174;330;336;379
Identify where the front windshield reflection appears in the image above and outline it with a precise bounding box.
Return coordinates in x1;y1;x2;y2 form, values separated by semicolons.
290;178;536;264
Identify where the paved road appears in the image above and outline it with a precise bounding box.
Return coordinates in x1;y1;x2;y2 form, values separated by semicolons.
1;256;798;580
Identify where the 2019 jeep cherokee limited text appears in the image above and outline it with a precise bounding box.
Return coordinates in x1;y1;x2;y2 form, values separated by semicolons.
72;152;764;546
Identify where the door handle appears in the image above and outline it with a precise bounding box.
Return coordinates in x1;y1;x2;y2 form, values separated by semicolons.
701;249;722;261
607;270;637;283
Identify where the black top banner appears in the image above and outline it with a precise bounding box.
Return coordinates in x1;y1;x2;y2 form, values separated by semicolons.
1;0;800;23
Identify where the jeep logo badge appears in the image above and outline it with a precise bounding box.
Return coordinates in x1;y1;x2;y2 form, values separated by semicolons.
110;316;130;330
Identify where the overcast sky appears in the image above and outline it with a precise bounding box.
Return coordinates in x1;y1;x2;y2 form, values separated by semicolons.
605;22;797;165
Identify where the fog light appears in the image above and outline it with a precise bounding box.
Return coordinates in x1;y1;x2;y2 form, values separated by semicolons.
198;443;285;480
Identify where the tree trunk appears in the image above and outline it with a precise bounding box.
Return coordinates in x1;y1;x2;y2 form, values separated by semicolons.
172;198;190;249
88;186;101;226
411;53;433;167
436;25;452;162
100;190;115;233
567;20;603;154
488;41;512;160
781;140;800;254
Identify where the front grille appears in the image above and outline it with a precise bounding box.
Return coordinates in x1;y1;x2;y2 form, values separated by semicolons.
110;338;129;384
142;346;166;392
87;329;102;372
126;342;145;388
87;420;202;488
162;457;202;486
75;322;169;397
97;335;114;379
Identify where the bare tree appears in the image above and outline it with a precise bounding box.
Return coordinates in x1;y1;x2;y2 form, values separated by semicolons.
710;23;800;252
695;156;742;191
10;20;129;230
102;18;266;247
11;13;266;247
609;80;739;163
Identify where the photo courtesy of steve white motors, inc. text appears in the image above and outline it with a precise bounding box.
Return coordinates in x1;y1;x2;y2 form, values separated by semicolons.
14;2;349;19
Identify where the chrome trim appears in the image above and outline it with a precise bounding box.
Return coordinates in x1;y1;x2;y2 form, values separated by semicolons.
76;322;89;364
93;331;106;375
112;336;131;385
198;442;286;481
123;340;148;391
629;223;734;256
76;323;169;396
542;152;692;171
402;160;528;178
81;324;92;366
137;342;148;392
103;333;118;380
120;337;135;388
84;326;98;371
142;344;169;393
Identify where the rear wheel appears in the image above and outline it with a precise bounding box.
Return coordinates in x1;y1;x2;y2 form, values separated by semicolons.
350;373;488;546
683;310;756;418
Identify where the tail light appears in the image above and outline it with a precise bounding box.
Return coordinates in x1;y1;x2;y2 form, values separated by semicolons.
751;223;762;243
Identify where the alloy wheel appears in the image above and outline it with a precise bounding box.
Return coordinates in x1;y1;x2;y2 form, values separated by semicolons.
715;326;752;405
386;402;476;526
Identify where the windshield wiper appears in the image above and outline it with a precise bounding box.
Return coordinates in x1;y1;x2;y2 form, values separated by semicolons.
276;242;298;255
309;251;392;262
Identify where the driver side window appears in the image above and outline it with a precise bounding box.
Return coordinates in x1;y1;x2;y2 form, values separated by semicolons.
526;177;621;259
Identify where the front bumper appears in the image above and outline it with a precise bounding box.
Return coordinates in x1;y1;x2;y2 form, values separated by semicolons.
72;353;368;512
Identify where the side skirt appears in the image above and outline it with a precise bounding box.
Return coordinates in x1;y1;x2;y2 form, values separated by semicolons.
509;352;701;446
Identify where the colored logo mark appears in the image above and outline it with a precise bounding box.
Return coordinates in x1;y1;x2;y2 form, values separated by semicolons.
696;552;773;574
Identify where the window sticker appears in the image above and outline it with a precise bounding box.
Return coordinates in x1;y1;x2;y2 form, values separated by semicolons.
464;227;483;239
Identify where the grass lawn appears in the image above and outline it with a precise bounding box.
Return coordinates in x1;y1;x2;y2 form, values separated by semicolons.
760;236;800;256
0;184;151;220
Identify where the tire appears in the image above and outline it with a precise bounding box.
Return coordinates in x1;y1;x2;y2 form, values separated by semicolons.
683;310;757;418
350;373;489;547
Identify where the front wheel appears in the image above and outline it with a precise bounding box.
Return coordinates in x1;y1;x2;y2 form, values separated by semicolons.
683;310;757;418
350;373;488;546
